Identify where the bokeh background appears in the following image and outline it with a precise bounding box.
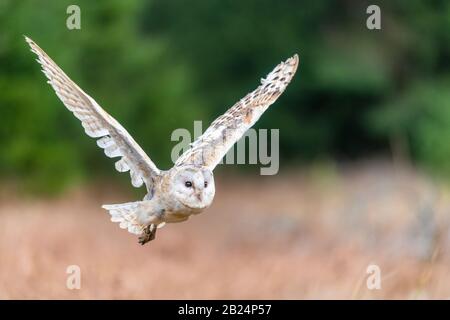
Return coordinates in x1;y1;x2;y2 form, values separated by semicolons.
1;0;450;299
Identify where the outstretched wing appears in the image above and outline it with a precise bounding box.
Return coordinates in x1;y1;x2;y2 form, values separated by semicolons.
175;54;299;169
26;36;161;193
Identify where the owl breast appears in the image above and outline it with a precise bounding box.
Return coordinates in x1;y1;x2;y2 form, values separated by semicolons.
161;207;203;223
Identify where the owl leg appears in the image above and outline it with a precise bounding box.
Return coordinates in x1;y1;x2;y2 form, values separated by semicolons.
138;224;157;245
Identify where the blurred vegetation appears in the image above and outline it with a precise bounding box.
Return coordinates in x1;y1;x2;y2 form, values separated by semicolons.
1;0;450;193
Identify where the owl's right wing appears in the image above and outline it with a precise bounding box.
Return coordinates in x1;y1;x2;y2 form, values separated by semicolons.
26;36;161;193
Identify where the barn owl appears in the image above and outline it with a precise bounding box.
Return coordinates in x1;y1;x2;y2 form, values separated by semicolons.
25;36;298;244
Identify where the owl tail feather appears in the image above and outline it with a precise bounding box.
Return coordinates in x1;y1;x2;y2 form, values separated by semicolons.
102;201;166;235
102;201;148;235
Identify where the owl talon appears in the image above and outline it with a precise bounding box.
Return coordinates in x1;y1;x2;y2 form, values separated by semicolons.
138;224;157;245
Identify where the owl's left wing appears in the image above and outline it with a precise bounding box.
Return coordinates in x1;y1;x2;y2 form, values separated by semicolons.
175;54;299;170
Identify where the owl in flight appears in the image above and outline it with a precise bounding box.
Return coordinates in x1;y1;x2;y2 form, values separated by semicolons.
26;36;298;244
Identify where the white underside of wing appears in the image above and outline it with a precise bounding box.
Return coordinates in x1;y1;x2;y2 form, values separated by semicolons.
26;36;160;191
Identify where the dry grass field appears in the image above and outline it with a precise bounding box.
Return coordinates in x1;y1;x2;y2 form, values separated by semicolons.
0;161;449;299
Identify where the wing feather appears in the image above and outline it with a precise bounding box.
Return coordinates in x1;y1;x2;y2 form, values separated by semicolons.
26;36;160;193
175;54;299;169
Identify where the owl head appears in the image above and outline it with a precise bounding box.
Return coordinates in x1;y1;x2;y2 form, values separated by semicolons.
169;166;215;210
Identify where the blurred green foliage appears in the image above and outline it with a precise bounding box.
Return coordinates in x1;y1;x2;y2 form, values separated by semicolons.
1;0;450;192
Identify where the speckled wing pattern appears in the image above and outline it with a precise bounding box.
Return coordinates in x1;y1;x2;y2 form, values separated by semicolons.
175;54;299;170
26;37;160;193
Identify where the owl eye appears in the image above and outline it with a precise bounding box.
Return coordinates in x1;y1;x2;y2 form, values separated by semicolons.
185;181;192;188
204;181;208;188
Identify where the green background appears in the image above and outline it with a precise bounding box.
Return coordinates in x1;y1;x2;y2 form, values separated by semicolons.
1;0;450;193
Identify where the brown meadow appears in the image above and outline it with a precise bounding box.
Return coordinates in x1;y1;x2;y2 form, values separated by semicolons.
0;161;449;299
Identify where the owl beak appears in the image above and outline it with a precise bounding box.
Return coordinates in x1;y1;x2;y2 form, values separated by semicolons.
196;193;203;202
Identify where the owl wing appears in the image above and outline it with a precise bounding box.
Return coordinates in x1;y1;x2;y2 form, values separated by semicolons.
175;54;299;170
26;37;161;193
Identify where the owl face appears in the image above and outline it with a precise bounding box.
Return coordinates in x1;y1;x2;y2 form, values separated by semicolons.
170;166;215;210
